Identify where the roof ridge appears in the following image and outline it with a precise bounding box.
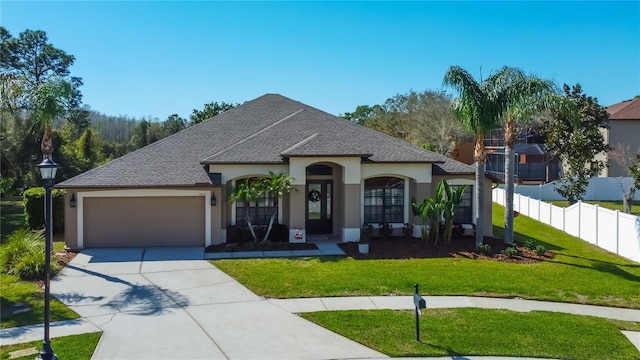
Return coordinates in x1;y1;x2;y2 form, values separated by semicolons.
203;108;304;161
281;133;318;154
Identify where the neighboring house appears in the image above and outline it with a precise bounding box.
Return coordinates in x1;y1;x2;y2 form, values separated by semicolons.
452;128;560;184
486;143;560;183
58;94;494;250
598;97;640;177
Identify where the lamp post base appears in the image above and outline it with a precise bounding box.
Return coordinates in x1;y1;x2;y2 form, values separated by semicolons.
36;340;57;360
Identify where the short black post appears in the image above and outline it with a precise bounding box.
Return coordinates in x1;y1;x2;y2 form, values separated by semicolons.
413;283;426;342
414;283;420;342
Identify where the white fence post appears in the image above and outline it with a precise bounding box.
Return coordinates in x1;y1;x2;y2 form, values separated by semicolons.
615;210;620;255
594;204;598;246
577;201;581;239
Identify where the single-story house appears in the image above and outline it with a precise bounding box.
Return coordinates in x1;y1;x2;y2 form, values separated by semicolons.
58;94;493;249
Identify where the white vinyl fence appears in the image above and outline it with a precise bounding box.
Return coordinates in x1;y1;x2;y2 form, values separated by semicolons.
493;187;640;263
513;177;640;201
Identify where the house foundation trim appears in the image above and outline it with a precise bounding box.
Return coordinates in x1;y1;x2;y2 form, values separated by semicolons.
343;227;360;242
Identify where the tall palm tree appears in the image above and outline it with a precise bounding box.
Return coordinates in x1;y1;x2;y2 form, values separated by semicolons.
29;77;72;160
500;73;554;243
443;65;545;247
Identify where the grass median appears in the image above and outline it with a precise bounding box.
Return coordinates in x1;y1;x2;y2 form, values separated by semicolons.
301;308;639;360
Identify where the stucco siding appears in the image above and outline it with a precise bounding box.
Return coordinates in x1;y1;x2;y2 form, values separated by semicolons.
608;120;640;177
432;175;494;237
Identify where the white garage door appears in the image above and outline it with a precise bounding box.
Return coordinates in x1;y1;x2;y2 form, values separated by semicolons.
83;196;205;247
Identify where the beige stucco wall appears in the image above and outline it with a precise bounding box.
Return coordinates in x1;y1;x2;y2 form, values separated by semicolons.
432;175;494;237
607;120;640;177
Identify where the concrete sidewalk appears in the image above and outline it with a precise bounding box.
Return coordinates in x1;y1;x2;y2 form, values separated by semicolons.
269;295;640;322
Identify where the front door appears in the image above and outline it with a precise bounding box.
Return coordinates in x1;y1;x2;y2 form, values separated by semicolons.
306;180;333;234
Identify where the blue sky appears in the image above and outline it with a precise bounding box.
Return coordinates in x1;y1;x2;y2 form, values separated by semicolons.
2;1;639;120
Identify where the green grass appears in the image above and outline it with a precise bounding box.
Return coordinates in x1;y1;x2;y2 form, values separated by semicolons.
1;197;26;242
547;200;640;214
301;308;640;360
1;197;74;328
0;274;80;329
212;203;640;308
0;332;102;360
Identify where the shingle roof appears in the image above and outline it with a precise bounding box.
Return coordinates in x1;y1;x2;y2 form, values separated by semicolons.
607;97;640;120
58;94;473;187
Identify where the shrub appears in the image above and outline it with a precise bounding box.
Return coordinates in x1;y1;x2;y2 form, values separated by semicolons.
267;223;289;242
524;238;536;250
23;187;65;232
378;223;393;240
535;245;547;256
227;224;289;243
0;229;61;281
502;246;518;258
476;243;491;255
226;225;254;243
402;223;413;239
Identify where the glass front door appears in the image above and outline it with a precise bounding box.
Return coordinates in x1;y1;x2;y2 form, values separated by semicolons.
306;180;332;234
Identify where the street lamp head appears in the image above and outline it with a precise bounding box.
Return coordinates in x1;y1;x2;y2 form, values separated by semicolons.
37;158;58;181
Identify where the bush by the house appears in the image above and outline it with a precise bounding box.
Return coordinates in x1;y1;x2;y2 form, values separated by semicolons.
535;245;547;256
476;243;492;256
23;187;65;232
502;245;518;258
0;229;61;280
227;223;289;243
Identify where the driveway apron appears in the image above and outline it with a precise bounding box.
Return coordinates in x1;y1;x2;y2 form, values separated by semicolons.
51;247;385;360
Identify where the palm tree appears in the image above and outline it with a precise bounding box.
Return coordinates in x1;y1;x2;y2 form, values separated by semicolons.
443;65;545;247
29;77;72;160
229;172;294;243
228;178;263;242
259;171;294;242
500;73;554;243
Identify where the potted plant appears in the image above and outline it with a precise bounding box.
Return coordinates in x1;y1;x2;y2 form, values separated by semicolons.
359;223;373;254
411;197;427;239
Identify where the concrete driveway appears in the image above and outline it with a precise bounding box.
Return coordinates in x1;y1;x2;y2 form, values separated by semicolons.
52;247;385;360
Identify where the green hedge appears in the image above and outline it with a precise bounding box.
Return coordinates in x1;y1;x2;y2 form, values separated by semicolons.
23;187;65;232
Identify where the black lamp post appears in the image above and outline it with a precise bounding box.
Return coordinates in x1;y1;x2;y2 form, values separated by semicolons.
36;157;58;360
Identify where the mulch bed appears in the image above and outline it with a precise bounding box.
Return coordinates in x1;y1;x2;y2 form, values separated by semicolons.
205;241;317;253
339;236;554;264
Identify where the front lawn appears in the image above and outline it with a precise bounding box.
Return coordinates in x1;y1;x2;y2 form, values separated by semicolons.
0;332;101;360
0;274;79;329
212;203;640;308
1;198;79;329
301;308;640;360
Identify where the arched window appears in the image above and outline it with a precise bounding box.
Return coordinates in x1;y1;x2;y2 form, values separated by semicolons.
363;177;404;223
234;178;276;226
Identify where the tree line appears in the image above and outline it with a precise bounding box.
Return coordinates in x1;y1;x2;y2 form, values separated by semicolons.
0;27;237;195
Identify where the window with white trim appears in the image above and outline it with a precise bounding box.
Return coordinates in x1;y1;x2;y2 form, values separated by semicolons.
363;177;404;223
